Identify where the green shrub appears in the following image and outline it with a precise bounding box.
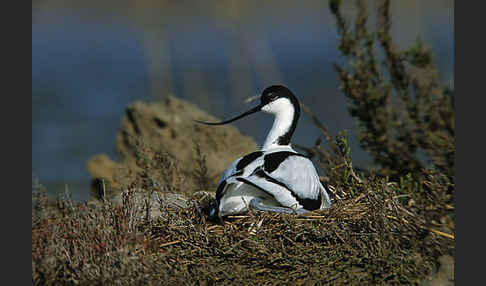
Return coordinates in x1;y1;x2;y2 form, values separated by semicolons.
327;0;454;182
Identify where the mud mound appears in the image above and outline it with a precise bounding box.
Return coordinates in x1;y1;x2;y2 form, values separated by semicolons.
87;96;258;199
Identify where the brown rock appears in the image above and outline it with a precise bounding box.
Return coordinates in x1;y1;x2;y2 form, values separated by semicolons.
86;154;129;199
86;96;258;199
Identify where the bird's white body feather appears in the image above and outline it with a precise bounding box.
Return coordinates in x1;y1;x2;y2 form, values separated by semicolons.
216;145;331;217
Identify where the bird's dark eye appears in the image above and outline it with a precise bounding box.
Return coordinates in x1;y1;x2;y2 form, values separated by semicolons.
268;92;277;100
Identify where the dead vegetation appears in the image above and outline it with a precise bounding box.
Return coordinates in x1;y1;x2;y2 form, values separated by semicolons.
32;134;454;285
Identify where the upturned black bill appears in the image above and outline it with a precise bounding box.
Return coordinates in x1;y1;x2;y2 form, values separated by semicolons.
194;104;263;125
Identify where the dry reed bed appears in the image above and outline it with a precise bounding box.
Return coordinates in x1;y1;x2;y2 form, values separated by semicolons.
32;174;454;285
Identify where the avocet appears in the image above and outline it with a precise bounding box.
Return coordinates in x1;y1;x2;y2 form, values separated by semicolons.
195;85;331;220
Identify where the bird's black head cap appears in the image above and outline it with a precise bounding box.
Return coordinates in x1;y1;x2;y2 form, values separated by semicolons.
261;85;299;107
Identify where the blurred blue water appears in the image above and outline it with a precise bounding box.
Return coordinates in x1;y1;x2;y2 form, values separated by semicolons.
32;5;453;202
32;15;150;201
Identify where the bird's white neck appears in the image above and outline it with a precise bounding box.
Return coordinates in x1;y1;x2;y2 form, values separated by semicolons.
261;108;295;151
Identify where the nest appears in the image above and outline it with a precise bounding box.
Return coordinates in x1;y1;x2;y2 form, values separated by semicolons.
33;174;454;285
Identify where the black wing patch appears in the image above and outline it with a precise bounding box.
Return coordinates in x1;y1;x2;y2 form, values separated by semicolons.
236;151;263;170
215;180;227;202
263;151;306;173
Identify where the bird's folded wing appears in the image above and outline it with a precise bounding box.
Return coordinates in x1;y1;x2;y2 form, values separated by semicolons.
265;156;322;200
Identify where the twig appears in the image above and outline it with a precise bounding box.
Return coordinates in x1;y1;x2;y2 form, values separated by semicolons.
353;193;366;203
386;215;454;240
159;240;182;248
226;215;250;219
206;225;221;231
102;179;106;202
222;238;251;255
428;229;454;240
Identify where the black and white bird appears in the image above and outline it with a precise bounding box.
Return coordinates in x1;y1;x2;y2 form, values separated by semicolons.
195;85;331;220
